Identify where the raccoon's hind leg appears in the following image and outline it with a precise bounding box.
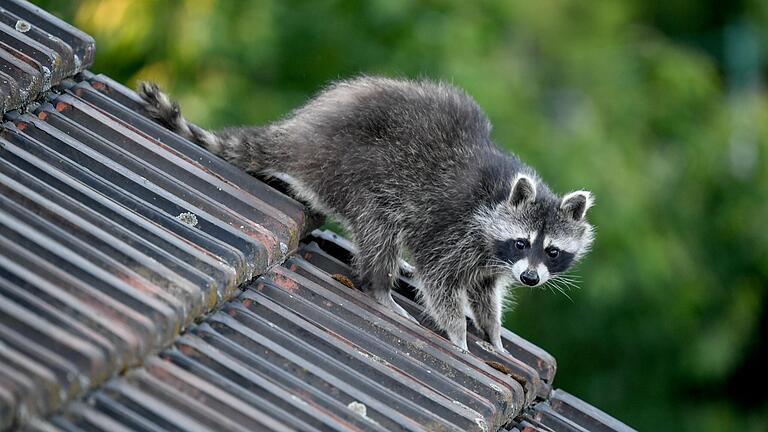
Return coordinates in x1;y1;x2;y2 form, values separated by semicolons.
352;228;417;322
468;277;508;353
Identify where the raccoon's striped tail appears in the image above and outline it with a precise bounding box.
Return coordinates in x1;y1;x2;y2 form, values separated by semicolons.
137;81;224;154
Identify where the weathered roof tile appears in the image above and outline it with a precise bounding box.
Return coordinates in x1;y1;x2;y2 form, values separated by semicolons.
0;0;94;112
0;64;304;430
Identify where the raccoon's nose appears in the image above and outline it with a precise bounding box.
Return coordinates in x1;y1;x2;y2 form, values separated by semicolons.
520;270;539;286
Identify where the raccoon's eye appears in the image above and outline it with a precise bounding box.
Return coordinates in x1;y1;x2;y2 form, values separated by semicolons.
546;247;560;258
514;239;529;250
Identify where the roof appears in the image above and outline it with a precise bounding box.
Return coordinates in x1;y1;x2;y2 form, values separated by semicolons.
0;2;635;431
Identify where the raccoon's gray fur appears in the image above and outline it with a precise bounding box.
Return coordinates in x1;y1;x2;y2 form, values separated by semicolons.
138;76;595;351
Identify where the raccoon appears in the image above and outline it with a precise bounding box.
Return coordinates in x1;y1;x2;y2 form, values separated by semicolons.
138;76;594;351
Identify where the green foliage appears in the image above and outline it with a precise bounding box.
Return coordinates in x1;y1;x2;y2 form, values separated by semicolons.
35;0;768;430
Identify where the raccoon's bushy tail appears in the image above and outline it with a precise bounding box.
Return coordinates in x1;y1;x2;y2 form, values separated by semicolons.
137;81;225;155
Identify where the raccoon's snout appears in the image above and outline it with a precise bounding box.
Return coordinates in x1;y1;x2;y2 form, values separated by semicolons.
520;269;539;286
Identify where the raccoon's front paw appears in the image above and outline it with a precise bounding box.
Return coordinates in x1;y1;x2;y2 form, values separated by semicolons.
390;300;419;324
377;292;418;323
483;323;508;354
365;286;419;323
448;331;469;351
491;339;508;354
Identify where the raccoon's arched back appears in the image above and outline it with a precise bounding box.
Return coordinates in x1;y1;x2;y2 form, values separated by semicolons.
281;76;494;152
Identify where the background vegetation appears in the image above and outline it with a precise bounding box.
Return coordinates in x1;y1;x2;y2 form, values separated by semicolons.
34;1;768;430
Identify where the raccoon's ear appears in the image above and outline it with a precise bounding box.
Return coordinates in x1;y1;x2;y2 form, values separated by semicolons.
560;190;594;220
509;174;537;207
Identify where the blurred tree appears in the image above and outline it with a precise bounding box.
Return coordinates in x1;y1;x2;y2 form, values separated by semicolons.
34;0;768;430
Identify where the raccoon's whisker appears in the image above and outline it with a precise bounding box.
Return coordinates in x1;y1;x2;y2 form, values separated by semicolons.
546;285;557;297
546;279;574;303
556;285;574;303
549;282;568;301
558;275;581;284
554;276;581;291
560;283;579;294
560;281;580;291
557;275;582;284
552;274;580;287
